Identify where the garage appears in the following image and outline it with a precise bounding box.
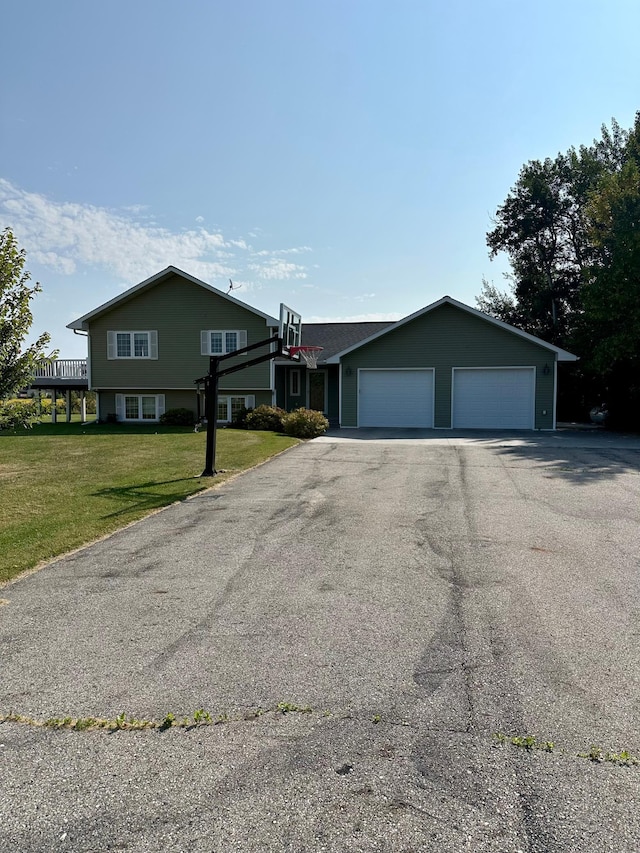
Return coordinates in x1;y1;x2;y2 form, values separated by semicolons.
452;367;535;429
358;369;434;428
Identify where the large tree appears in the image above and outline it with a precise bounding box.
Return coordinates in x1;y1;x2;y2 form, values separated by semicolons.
579;115;640;421
582;114;640;368
0;228;53;399
479;119;630;349
479;115;640;424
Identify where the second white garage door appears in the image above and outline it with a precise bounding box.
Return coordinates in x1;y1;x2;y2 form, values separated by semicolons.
452;367;535;429
358;369;434;427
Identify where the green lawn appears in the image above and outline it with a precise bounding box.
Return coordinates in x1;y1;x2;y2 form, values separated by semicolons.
0;422;298;584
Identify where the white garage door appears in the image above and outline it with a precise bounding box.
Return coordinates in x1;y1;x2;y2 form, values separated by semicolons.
452;368;535;429
359;369;434;428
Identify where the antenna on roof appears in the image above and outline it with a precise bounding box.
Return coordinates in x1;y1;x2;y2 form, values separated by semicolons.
227;279;237;293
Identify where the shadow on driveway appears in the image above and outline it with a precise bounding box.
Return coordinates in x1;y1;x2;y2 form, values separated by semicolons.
316;426;640;484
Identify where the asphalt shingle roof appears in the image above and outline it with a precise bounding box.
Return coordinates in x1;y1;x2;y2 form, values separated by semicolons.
301;322;395;362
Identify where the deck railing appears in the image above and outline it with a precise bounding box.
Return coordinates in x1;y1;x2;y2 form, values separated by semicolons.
33;359;88;379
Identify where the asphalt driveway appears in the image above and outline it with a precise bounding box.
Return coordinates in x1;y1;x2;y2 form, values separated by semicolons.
1;429;639;852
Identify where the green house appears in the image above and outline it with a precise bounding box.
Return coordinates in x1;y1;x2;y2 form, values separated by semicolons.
323;296;578;430
69;269;577;430
68;267;279;424
278;297;578;430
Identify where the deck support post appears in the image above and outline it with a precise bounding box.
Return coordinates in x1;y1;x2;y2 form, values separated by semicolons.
51;390;57;424
80;390;87;422
66;390;72;423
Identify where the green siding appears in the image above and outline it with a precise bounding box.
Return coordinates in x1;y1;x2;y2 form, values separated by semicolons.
340;304;556;429
325;365;339;421
276;365;339;420
89;274;275;392
98;389;272;422
279;365;308;410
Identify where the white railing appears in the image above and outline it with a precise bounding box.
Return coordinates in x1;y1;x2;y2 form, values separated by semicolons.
34;359;88;379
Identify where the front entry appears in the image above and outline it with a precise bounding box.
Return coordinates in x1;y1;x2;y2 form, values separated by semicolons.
308;370;327;413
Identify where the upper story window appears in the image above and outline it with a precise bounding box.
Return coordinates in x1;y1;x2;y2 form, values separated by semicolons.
107;331;158;359
201;330;247;356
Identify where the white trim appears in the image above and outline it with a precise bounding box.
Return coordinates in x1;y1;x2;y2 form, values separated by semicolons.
108;330;157;360
67;266;279;330
451;366;536;430
95;385;273;391
116;393;165;423
216;394;256;423
326;296;579;363
290;368;301;396
357;367;435;428
87;334;92;388
201;329;247;356
270;354;275;398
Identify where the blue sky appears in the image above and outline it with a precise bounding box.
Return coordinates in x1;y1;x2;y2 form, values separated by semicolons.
2;0;638;358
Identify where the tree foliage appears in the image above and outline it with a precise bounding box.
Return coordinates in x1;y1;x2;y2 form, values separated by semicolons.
582;117;640;369
0;228;53;399
480;114;640;424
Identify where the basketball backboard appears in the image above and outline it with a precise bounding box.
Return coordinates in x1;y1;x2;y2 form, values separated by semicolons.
279;304;302;357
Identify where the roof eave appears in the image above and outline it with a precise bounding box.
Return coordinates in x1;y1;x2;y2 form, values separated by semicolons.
326;295;580;361
66;266;279;329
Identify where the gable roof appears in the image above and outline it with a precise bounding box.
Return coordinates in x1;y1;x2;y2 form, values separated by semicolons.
301;321;395;363
67;266;279;330
325;296;579;362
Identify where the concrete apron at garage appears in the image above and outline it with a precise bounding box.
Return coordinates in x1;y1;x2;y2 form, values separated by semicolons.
1;433;639;851
315;425;640;448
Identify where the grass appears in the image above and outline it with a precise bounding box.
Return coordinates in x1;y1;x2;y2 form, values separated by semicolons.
38;413;97;424
0;421;298;583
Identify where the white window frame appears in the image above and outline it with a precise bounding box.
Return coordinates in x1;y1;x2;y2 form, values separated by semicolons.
290;368;301;396
115;394;165;422
201;330;248;356
107;331;158;360
216;394;256;423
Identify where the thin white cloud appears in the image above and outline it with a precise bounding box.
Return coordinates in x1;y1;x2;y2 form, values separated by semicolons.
252;246;312;257
248;258;308;280
0;178;311;288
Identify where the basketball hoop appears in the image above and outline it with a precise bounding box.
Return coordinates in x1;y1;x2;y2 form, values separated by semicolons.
288;345;324;369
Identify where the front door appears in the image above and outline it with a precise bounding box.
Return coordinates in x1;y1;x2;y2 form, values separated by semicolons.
308;370;327;413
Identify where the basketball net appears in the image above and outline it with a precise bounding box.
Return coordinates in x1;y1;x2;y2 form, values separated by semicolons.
289;346;323;369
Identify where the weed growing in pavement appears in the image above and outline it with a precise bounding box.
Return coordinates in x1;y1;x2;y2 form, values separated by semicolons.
578;746;640;767
5;708;639;768
0;703;322;732
193;708;212;724
276;702;312;714
493;732;554;752
497;733;640;767
159;712;176;730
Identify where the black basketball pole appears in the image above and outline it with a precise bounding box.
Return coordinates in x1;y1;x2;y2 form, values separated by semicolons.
201;357;220;477
198;335;284;477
